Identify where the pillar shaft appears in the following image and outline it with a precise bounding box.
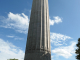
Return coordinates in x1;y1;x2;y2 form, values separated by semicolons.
24;0;51;60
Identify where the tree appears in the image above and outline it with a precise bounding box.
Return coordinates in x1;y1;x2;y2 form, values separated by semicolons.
75;38;80;60
7;58;18;60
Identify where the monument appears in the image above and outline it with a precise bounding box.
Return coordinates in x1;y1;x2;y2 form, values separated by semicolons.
24;0;51;60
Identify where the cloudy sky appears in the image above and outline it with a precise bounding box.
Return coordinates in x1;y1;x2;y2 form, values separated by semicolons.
0;0;80;60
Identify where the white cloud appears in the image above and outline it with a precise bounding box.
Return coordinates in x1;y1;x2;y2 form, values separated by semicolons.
52;41;76;58
7;35;14;38
51;56;54;60
0;38;24;60
0;12;29;34
0;12;62;34
14;37;23;40
7;35;24;40
23;9;31;13
50;16;62;25
50;32;72;46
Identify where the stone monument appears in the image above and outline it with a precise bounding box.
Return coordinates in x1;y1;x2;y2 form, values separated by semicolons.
24;0;51;60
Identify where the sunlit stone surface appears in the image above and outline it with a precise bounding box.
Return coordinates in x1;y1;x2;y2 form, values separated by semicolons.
24;0;51;60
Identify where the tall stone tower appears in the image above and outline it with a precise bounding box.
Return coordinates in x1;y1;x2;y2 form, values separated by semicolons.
24;0;51;60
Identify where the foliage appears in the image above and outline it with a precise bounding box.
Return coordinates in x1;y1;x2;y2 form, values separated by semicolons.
7;58;18;60
75;38;80;60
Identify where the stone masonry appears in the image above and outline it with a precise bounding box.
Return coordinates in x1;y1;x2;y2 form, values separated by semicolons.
24;0;51;60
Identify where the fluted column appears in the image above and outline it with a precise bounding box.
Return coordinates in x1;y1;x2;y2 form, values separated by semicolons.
24;0;51;60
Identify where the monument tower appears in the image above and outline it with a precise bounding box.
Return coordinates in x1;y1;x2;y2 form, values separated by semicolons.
24;0;51;60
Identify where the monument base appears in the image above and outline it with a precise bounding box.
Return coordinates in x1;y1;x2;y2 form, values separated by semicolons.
24;51;51;60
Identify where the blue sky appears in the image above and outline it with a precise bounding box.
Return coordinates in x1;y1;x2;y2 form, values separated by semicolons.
0;0;80;60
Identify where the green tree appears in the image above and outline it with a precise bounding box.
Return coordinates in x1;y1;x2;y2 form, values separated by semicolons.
75;38;80;60
7;58;18;60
